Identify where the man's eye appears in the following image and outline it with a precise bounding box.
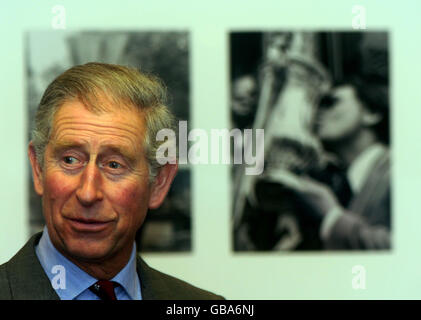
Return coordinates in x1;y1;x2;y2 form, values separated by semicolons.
108;161;122;169
63;156;79;164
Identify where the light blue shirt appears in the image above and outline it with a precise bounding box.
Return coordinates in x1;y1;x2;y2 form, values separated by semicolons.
35;226;142;300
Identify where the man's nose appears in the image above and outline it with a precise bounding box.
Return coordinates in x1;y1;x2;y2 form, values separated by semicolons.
76;162;104;206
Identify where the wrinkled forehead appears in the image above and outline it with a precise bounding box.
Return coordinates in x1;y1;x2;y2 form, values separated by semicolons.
50;99;147;149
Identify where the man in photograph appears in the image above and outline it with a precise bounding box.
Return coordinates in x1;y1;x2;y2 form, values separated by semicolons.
0;62;223;300
268;76;391;250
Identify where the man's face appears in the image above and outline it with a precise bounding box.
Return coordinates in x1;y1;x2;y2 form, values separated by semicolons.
314;85;365;142
30;100;160;263
231;75;257;116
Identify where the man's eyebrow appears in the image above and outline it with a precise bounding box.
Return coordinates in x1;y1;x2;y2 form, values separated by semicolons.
100;145;138;164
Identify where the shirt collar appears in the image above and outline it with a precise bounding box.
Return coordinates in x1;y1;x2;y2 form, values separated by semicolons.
35;226;141;300
110;238;140;300
347;143;386;193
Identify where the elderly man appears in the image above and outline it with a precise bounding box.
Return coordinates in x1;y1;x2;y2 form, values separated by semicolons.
0;62;222;300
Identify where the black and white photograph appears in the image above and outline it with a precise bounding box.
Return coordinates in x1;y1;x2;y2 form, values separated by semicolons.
231;31;390;251
26;30;191;252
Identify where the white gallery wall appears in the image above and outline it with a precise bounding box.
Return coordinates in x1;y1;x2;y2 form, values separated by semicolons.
1;0;421;299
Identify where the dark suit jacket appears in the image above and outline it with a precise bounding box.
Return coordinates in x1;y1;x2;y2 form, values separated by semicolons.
0;232;223;300
324;149;391;250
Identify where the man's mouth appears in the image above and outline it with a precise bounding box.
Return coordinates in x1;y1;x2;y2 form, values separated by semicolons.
66;217;113;232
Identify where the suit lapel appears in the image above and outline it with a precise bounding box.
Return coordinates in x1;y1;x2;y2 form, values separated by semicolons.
6;232;59;300
136;255;171;300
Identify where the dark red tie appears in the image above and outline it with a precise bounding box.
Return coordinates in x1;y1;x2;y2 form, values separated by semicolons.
89;280;118;300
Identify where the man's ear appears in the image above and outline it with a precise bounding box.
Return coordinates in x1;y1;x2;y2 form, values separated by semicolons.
148;163;178;209
28;141;44;196
362;110;382;127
